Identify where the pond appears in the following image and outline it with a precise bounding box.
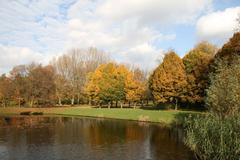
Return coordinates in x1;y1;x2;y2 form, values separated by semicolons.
0;116;194;160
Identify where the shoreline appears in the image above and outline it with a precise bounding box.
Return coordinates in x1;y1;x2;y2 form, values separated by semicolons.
0;106;200;125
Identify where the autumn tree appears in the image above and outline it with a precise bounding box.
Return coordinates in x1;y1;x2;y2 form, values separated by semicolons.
9;65;28;107
52;47;109;105
85;63;129;108
84;72;101;105
54;74;68;106
0;74;13;107
27;64;56;107
149;51;187;109
125;68;146;108
207;32;240;119
214;32;240;62
182;41;217;105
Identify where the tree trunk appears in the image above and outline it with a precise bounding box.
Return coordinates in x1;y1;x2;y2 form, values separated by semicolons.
77;93;80;105
108;102;111;109
134;102;136;109
18;98;21;108
30;98;34;107
120;102;123;109
129;101;131;107
3;100;6;108
88;97;91;106
58;97;62;106
175;99;178;110
71;97;74;106
116;101;118;108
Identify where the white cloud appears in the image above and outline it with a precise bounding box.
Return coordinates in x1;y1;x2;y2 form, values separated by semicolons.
96;0;212;25
196;7;240;44
0;44;58;74
0;0;213;73
0;45;44;73
116;43;164;70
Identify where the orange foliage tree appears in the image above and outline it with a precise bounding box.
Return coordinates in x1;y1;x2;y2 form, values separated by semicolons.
149;51;187;109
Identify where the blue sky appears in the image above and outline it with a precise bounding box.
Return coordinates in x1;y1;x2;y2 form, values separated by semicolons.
0;0;239;73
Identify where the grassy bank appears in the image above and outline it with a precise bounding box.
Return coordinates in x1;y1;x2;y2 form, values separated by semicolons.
0;106;199;125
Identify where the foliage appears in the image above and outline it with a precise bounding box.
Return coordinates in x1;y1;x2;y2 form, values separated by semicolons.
185;33;240;160
9;65;28;106
150;51;187;109
52;47;109;105
85;63;128;105
206;55;240;119
206;33;240;119
27;64;56;106
215;32;240;60
85;63;146;107
185;114;240;160
0;74;13;107
183;41;217;104
125;68;146;106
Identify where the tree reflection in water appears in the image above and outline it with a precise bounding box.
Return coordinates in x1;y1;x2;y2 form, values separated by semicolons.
0;116;194;160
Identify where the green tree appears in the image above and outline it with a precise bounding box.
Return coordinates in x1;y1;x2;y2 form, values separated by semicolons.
206;56;240;119
206;33;240;119
150;51;187;109
185;33;240;160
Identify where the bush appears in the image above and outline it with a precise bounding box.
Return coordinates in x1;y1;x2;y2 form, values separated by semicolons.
185;114;240;160
206;56;240;119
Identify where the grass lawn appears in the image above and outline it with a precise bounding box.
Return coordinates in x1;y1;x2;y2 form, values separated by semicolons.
0;106;200;125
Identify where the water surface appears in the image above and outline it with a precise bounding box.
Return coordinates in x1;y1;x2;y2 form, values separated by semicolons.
0;116;194;160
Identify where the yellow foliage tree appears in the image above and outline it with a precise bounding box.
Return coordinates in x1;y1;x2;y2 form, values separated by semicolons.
125;68;145;108
85;63;146;108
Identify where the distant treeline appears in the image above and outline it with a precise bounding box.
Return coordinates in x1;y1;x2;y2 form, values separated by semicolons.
0;33;240;110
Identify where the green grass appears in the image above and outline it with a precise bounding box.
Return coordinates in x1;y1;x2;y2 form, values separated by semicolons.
58;108;198;124
0;106;200;125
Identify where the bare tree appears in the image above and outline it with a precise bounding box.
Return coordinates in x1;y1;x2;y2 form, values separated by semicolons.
52;47;110;106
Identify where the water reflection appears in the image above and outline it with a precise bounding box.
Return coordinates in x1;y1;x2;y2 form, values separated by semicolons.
0;116;194;160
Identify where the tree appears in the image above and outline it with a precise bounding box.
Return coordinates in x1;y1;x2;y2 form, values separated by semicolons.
85;63;129;108
54;74;68;106
206;33;240;119
214;32;240;61
150;51;187;109
9;65;28;107
206;56;240;119
0;74;13;107
84;72;101;105
27;64;56;107
125;68;146;108
183;41;217;105
97;63;126;108
52;47;109;105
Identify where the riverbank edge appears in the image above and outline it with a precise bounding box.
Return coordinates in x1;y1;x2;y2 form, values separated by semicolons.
0;107;200;126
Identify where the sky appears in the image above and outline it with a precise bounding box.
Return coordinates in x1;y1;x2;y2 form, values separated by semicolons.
0;0;239;74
